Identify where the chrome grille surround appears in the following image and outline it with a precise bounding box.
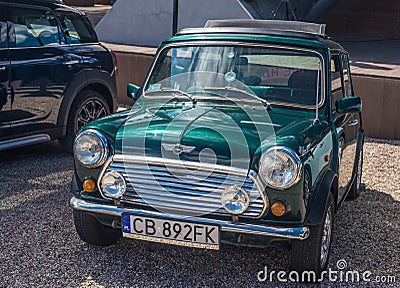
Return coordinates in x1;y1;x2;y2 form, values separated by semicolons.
98;155;268;218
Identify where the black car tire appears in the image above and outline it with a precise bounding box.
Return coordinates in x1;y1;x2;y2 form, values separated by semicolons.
347;148;363;200
73;209;121;246
291;193;334;282
60;89;110;152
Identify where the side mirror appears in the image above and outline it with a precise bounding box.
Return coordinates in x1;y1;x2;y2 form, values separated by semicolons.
127;83;140;100
336;96;362;114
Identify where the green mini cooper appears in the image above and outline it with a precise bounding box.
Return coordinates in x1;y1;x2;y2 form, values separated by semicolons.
70;20;364;277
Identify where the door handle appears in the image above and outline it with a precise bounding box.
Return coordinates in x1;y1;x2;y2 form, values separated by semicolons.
61;55;80;65
0;66;5;71
348;119;359;127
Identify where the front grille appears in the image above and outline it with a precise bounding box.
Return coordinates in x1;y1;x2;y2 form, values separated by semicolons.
104;155;266;218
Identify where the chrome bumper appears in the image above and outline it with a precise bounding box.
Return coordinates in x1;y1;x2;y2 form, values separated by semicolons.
70;197;310;240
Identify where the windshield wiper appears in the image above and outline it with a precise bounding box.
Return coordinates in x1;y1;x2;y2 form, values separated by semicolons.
145;88;197;104
204;86;271;110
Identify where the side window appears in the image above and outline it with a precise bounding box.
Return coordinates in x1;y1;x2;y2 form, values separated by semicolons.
9;7;60;48
0;6;10;49
341;54;352;97
59;13;97;44
331;54;344;111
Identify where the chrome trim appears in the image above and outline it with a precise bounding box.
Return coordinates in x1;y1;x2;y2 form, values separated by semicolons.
347;119;359;127
98;155;268;218
142;41;326;110
161;143;196;155
259;146;302;190
101;170;127;199
97;157;114;200
0;134;50;151
70;196;309;240
113;154;250;177
73;129;109;168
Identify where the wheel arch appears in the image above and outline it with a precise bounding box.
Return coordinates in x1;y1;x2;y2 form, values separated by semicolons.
57;69;117;135
305;169;338;227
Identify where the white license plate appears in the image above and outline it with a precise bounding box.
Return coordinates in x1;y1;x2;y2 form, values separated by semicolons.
122;214;220;250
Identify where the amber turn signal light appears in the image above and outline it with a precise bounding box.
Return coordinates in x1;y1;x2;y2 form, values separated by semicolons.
271;201;286;217
83;178;96;193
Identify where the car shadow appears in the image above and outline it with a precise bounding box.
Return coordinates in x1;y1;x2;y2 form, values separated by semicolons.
74;188;399;287
0;141;73;202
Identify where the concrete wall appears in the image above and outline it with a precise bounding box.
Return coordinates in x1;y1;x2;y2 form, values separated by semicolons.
95;0;252;46
353;76;400;139
319;0;400;39
112;51;400;140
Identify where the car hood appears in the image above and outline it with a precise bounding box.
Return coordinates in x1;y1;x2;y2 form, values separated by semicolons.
99;101;327;170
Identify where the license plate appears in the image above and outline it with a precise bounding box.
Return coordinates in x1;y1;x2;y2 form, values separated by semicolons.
122;214;220;250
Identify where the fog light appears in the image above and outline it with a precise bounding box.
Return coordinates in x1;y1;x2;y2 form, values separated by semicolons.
271;201;286;217
221;185;249;215
101;171;126;199
83;178;96;193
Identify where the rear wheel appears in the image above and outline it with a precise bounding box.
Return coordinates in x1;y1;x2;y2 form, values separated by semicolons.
291;193;334;281
73;209;121;246
60;89;110;152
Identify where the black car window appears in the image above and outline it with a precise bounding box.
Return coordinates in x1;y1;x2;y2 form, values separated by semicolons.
9;7;60;48
0;6;11;49
341;54;352;97
330;54;344;112
59;13;97;44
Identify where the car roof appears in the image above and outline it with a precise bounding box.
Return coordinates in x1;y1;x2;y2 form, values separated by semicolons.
0;0;83;14
175;19;344;51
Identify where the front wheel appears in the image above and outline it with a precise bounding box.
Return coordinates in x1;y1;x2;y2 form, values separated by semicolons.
60;89;111;152
73;209;121;246
291;193;334;281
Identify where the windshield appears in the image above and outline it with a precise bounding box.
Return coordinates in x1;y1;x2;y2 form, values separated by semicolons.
144;44;324;108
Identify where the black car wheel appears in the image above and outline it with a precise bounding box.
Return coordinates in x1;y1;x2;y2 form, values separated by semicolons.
60;89;110;152
347;148;363;200
73;209;121;246
291;193;334;281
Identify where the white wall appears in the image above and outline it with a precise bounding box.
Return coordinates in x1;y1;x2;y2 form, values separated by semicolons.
95;0;253;47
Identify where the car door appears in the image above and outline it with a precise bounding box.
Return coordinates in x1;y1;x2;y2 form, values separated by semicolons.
331;53;360;201
8;5;65;135
0;5;11;139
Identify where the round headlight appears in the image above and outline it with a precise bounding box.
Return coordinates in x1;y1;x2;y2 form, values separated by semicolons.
221;185;250;215
101;171;126;199
259;146;301;189
74;129;108;168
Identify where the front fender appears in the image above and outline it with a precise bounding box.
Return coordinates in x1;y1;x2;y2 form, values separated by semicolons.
305;168;337;227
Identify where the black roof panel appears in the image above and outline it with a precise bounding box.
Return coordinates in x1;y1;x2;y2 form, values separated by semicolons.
0;0;81;14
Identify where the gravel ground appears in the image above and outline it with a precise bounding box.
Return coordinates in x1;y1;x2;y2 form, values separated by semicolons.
0;139;399;287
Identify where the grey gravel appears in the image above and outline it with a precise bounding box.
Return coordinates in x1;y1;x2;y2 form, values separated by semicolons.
0;139;399;287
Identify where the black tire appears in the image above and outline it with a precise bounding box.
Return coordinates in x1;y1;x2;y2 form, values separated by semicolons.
73;209;121;246
347;147;363;200
291;193;334;282
60;89;111;152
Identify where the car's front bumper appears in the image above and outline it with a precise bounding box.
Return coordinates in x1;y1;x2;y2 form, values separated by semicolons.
70;197;310;241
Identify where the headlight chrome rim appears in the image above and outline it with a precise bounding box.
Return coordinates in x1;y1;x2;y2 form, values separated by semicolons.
100;170;126;199
73;129;109;168
259;146;302;190
221;185;250;215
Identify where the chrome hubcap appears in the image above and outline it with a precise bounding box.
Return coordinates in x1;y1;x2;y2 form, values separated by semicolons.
320;206;332;268
77;99;107;130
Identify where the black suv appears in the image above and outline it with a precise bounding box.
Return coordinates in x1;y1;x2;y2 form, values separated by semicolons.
0;0;117;151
